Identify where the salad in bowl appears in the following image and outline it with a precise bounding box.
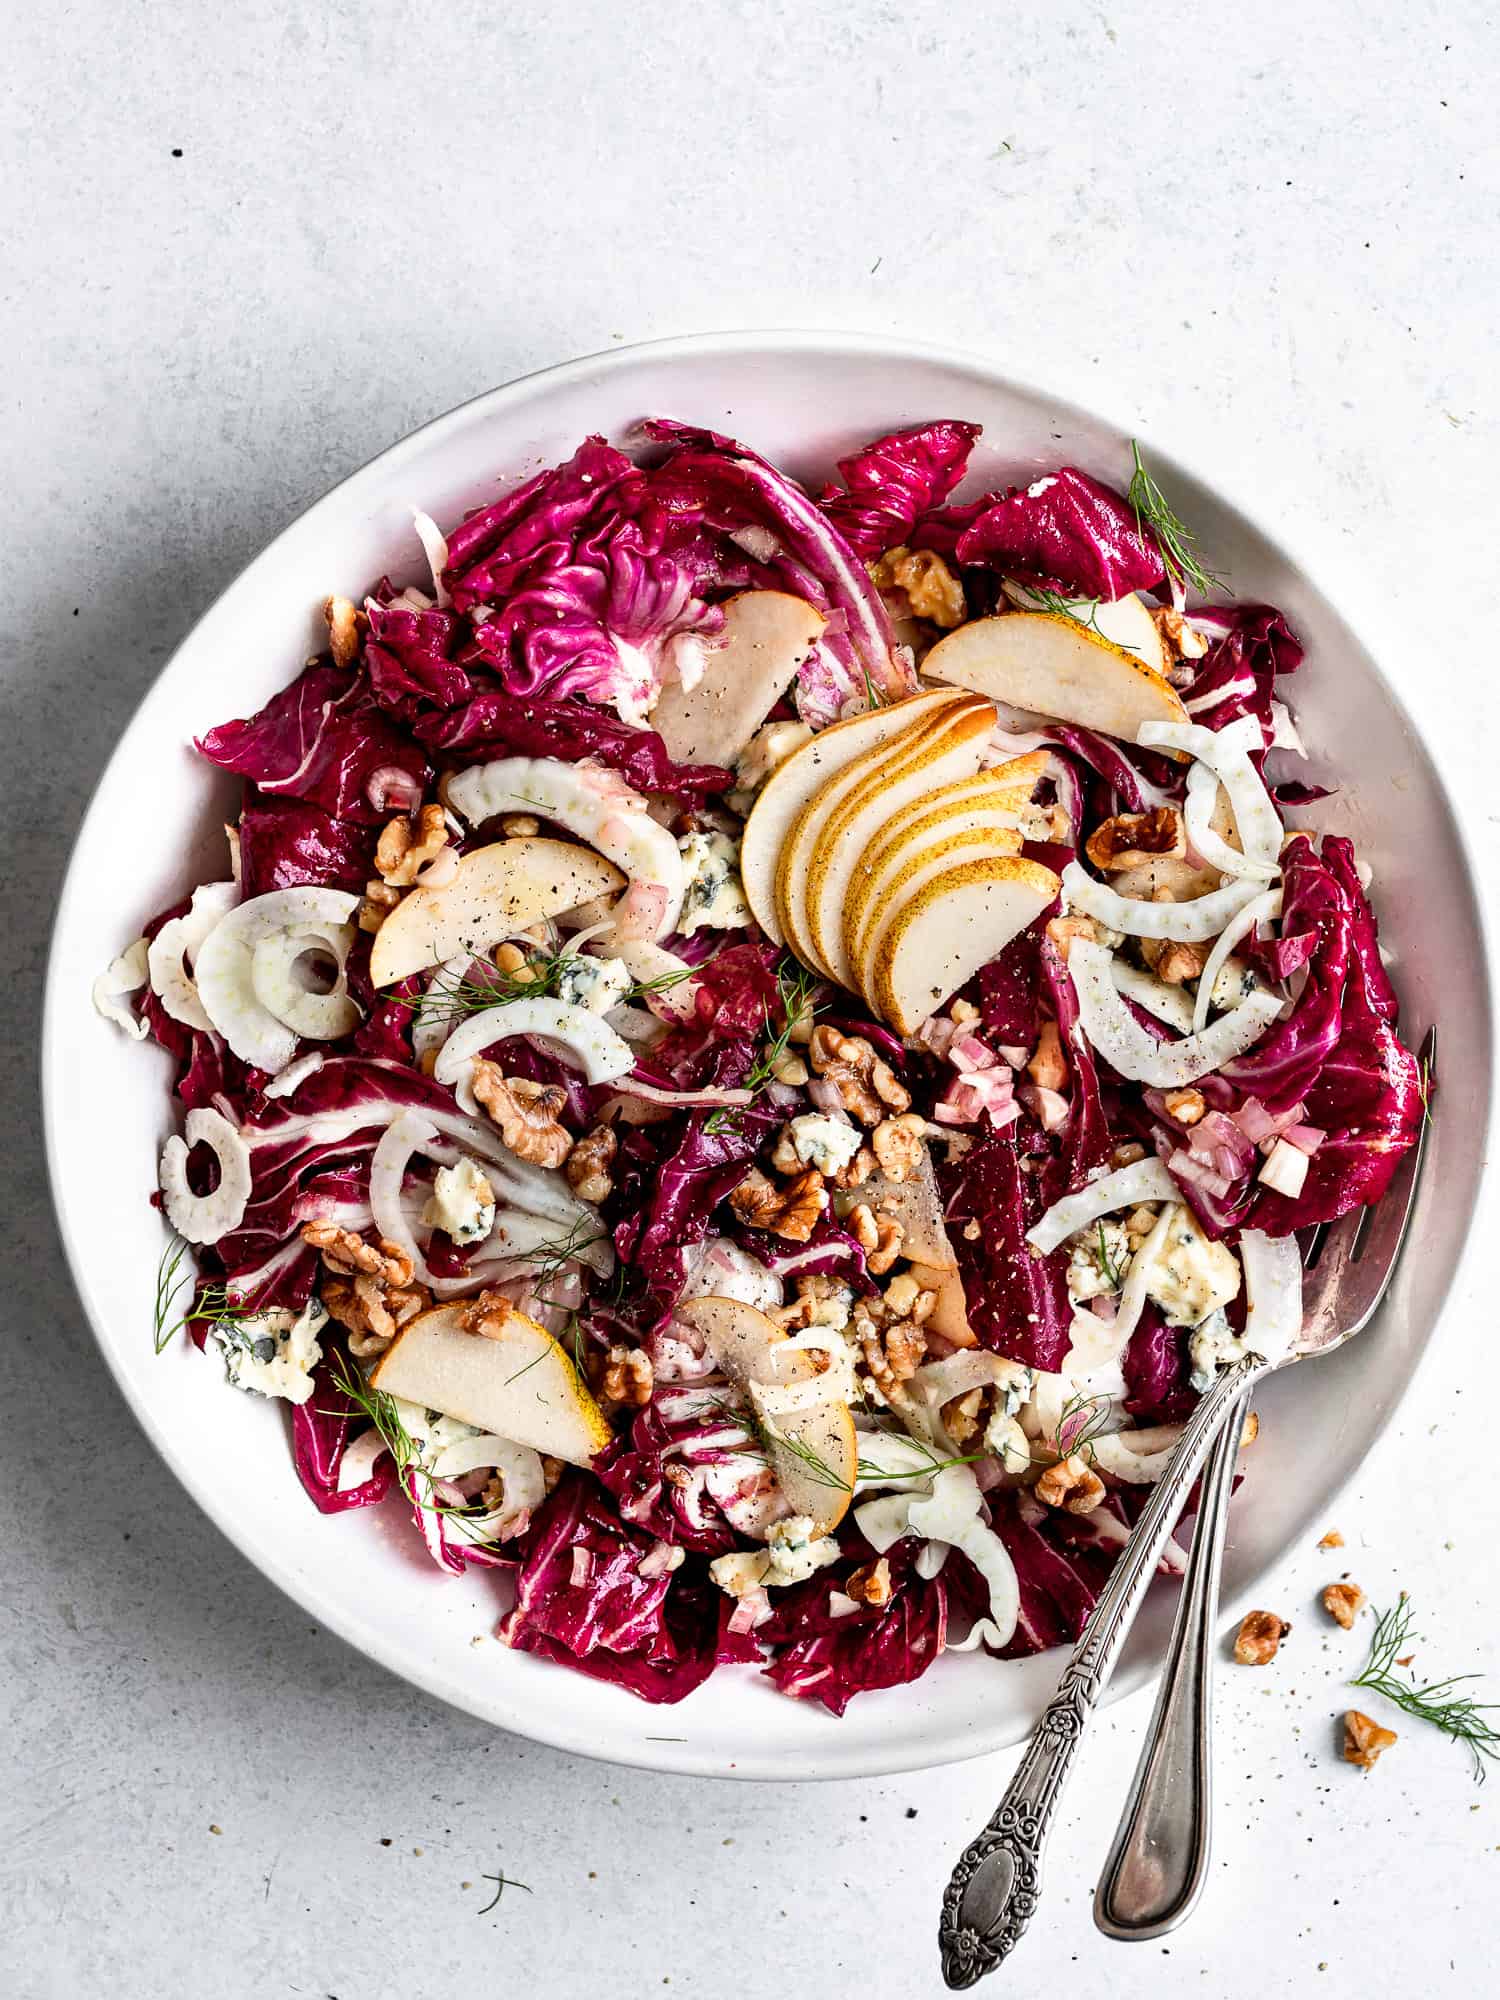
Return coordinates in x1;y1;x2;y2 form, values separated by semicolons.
94;416;1424;1714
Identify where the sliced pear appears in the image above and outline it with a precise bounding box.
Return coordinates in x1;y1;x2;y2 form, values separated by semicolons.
908;1262;977;1346
839;1148;956;1271
923;611;1189;747
855;821;1025;996
370;838;625;987
674;1295;856;1535
739;688;964;942
841;751;1051;957
801;699;1000;985
871;854;1061;1036
649;590;826;769
369;1302;611;1465
1002;582;1166;675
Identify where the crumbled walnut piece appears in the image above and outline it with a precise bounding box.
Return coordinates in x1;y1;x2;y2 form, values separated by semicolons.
498;812;541;838
871;544;968;628
1163;1086;1207;1126
493;942;528;975
728;1167;827;1242
565;1124;617;1203
1240;1410;1260;1447
785;998;816;1045
313;1231;429;1358
460;1289;528;1341
1035;1454;1106;1516
1123;1204;1159;1249
375;803;451;888
1110;1140;1148;1169
1142;935;1213;985
854;1300;928;1401
323;594;363;669
871;1112;926;1183
1151;604;1210;676
770;1049;810;1087
962;1217;981;1241
943;1387;984;1448
848;1201;904;1275
1318;1529;1345;1550
1322;1582;1366;1630
597;1343;654;1412
1026;1021;1068;1093
845;1557;894;1607
540;1454;566;1494
1343;1709;1398;1770
1085;807;1187;874
1233;1609;1290;1665
808;1025;911;1126
769;1125;801;1175
949;998;981;1027
302;1224;413;1285
882;1272;935;1321
358;878;402;932
828;1145;875;1191
1045;913;1112;962
470;1061;573;1167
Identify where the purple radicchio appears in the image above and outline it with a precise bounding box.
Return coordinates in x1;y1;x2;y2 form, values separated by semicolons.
196;662;430;824
816;420;981;560
938;1126;1073;1371
923;466;1166;601
415;692;730;806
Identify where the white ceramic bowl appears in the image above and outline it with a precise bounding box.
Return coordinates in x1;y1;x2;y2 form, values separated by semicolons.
43;332;1491;1780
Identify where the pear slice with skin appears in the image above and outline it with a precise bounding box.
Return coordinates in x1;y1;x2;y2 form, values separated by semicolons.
923;611;1190;748
800;700;1000;988
740;687;964;943
855;821;1026;999
369;1302;612;1466
648;589;826;769
773;693;989;972
674;1295;856;1536
370;838;626;987
871;854;1062;1036
843;752;1050;976
1001;581;1167;676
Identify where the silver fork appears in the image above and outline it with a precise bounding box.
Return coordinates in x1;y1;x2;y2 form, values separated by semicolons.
936;1026;1434;1990
1095;1023;1435;1941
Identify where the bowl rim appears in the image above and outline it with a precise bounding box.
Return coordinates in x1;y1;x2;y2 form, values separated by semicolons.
42;327;1495;1780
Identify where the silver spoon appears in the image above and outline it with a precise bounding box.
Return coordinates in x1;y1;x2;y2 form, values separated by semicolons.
1095;1023;1434;1941
937;1025;1433;1989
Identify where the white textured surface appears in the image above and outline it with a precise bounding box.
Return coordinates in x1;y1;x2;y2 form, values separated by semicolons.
3;3;1497;1997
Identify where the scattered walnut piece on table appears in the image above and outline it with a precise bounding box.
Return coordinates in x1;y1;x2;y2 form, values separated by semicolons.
1233;1609;1290;1666
1239;1410;1260;1448
1342;1709;1398;1770
808;1025;910;1126
1322;1582;1366;1629
1035;1454;1106;1516
728;1167;827;1242
1318;1529;1345;1550
1085;807;1188;874
471;1061;573;1168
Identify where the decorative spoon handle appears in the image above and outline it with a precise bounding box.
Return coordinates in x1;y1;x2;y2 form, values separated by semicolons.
937;1358;1261;1989
1093;1384;1252;1940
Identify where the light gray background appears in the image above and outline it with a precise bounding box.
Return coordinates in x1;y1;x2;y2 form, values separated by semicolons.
5;4;1497;1996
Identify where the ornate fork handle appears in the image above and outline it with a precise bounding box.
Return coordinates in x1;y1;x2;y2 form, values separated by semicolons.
938;1356;1263;1990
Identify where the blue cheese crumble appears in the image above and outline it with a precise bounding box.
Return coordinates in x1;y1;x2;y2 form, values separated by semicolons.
1187;1308;1250;1392
422;1156;496;1246
212;1298;326;1404
786;1112;863;1177
676;831;752;936
1066;1219;1131;1303
555;951;633;1016
708;1514;842;1596
1145;1208;1241;1327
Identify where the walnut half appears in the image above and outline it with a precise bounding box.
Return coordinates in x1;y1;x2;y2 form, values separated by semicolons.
1342;1709;1398;1771
808;1025;911;1127
1233;1609;1290;1666
1085;807;1187;874
471;1062;573;1168
728;1168;828;1242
